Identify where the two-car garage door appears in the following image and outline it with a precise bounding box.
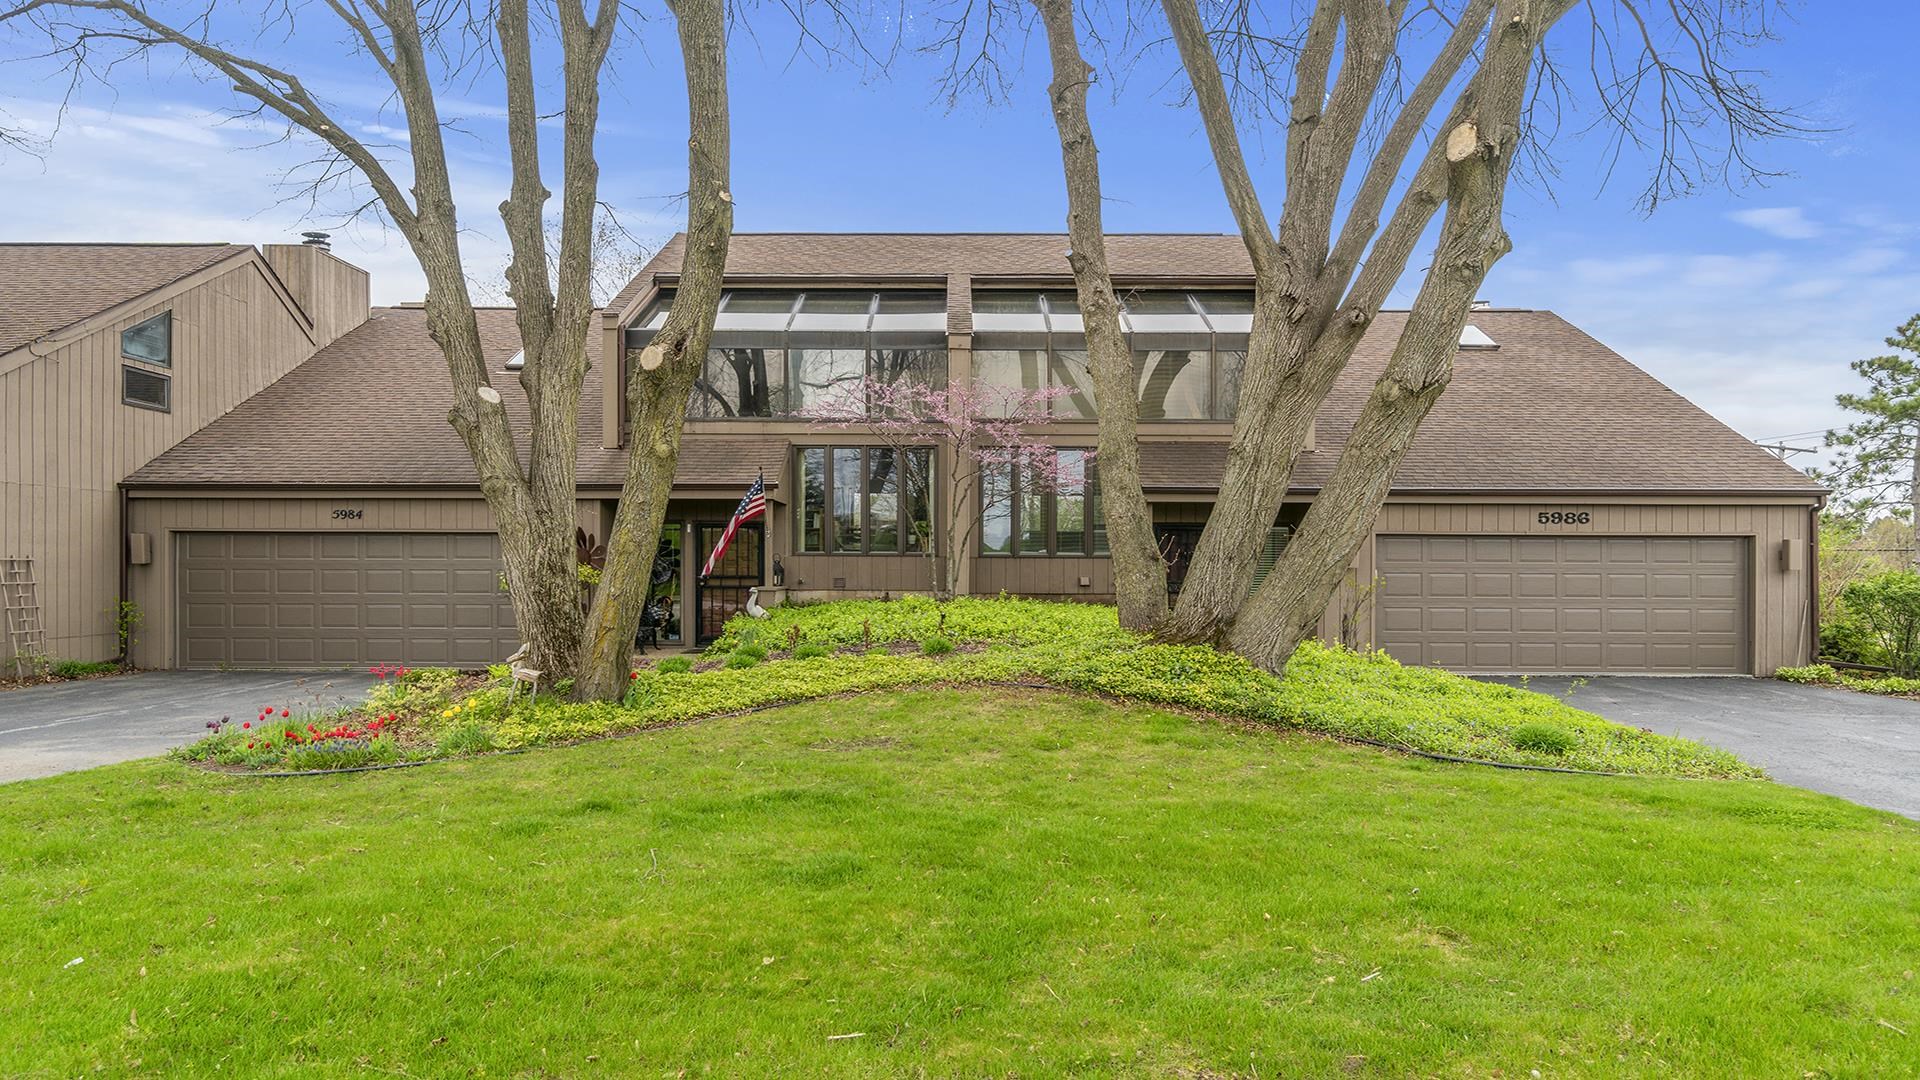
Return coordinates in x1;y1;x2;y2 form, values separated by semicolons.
1376;535;1748;674
177;532;518;669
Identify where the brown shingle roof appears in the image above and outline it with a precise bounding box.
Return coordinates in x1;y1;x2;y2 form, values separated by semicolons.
124;307;785;490
0;242;252;356
607;233;1255;317
1138;309;1819;495
130;276;1819;498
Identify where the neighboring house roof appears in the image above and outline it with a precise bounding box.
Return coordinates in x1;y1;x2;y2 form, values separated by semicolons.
0;242;253;357
124;306;787;491
129;303;1819;497
606;232;1255;320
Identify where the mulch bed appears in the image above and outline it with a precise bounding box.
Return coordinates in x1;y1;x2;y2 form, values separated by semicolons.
0;667;135;692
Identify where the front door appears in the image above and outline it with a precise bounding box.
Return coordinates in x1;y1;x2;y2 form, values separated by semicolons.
1157;525;1204;599
694;522;763;643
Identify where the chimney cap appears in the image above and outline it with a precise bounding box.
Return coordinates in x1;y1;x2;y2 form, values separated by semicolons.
1469;297;1491;310
300;230;332;249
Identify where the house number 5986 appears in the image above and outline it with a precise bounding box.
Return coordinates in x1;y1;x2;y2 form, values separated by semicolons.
1537;510;1591;525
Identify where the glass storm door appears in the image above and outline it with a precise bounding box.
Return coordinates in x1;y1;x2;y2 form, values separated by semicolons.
694;522;763;643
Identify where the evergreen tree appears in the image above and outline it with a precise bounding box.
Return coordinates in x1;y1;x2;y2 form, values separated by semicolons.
1820;315;1920;562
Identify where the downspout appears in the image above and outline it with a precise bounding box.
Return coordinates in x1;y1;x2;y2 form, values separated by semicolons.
117;482;130;668
1808;496;1825;666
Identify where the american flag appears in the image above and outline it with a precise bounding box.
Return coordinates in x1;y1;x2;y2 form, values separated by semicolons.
700;472;766;579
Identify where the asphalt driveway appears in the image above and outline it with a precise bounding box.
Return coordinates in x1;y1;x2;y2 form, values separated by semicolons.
0;671;378;783
1487;676;1920;819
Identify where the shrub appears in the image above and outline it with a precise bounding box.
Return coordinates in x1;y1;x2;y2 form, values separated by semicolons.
1775;663;1838;685
366;667;463;716
1819;614;1883;667
1510;723;1576;755
182;598;1759;781
1840;571;1920;677
793;643;831;660
49;659;117;679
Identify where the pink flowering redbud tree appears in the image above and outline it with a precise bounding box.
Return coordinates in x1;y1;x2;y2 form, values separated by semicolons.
800;376;1088;600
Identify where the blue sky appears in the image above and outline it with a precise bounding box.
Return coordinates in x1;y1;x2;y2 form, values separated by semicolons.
2;4;1914;457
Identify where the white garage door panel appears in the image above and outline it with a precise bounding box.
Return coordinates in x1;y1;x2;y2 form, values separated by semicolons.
1376;535;1749;674
177;532;519;670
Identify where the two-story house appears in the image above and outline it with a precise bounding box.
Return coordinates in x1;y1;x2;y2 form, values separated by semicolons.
90;232;1821;676
0;240;367;670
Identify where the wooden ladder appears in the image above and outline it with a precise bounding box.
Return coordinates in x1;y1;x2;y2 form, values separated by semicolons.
1;556;46;677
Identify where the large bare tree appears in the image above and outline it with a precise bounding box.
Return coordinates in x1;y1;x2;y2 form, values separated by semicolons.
1;0;733;697
1011;0;1800;669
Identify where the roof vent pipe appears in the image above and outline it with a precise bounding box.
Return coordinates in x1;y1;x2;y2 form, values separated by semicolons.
300;231;332;250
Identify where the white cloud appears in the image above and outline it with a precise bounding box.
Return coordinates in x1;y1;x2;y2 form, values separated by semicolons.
0;95;681;306
1727;206;1823;240
1681;252;1785;289
1496;239;1920;467
1565;254;1671;285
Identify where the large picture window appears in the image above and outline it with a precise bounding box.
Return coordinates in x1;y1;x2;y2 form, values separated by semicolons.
635;289;949;421
797;446;934;554
971;290;1251;421
690;347;786;418
980;449;1105;556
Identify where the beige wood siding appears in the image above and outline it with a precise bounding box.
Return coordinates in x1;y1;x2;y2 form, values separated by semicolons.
2;257;351;664
262;245;371;348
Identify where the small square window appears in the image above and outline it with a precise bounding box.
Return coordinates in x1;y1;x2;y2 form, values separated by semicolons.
123;366;170;412
121;311;171;367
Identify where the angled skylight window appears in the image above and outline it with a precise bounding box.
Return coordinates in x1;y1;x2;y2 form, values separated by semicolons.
790;290;873;336
870;291;947;339
1459;324;1498;350
505;349;526;370
1120;291;1210;337
971;291;1049;337
637;290;674;332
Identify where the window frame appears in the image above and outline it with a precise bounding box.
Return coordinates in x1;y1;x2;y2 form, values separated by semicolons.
121;365;171;412
978;449;1103;557
795;444;936;556
120;310;172;368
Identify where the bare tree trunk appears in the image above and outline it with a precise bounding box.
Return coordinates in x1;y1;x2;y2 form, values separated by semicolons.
0;0;627;679
1032;0;1169;628
1228;0;1558;671
574;0;732;700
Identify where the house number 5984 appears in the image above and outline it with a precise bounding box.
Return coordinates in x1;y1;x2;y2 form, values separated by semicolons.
332;508;364;521
1537;510;1591;525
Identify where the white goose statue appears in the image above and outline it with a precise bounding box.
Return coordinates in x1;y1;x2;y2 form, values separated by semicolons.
744;587;769;619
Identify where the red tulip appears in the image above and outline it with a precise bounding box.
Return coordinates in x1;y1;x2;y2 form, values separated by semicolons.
242;721;251;729
281;708;290;717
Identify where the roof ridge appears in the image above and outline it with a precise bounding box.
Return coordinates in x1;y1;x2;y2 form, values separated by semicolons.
718;231;1239;238
0;241;242;248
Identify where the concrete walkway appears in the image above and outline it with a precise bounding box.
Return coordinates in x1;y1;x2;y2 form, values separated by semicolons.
1486;675;1920;819
0;670;377;783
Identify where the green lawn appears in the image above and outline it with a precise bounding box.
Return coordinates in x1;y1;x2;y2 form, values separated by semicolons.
5;688;1917;1077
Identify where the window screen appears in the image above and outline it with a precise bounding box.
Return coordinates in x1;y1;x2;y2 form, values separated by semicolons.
122;366;170;411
